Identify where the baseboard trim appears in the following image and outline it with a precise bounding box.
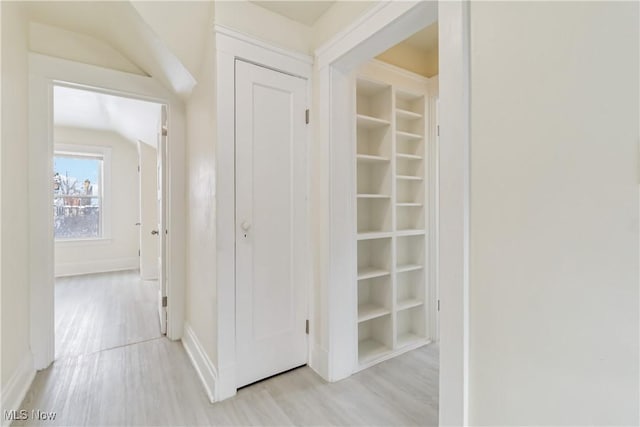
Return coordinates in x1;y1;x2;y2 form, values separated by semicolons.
309;343;330;381
54;257;138;277
182;323;217;403
1;352;36;426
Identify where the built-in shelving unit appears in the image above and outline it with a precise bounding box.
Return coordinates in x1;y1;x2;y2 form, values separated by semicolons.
355;75;430;368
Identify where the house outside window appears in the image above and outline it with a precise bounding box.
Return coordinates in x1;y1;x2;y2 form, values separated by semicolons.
53;145;110;240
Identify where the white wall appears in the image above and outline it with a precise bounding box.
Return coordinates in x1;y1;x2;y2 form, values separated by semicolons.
213;0;313;54
468;2;639;424
30;22;146;76
185;30;218;366
54;127;139;277
0;0;31;390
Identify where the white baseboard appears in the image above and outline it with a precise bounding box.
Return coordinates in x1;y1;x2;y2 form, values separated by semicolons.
1;352;36;427
309;343;330;381
182;323;217;403
55;257;138;277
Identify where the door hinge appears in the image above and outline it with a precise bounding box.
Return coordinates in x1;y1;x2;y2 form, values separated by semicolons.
162;296;168;307
437;300;440;312
138;249;140;257
305;109;310;125
161;126;168;137
437;125;440;137
305;319;309;334
137;165;140;172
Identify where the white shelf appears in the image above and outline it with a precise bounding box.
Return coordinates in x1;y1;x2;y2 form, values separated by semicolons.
396;229;426;237
357;266;390;280
396;175;423;181
357;114;391;129
396;108;422;120
356;71;428;370
357;231;393;240
396;263;423;273
358;304;391;322
396;131;423;142
396;332;424;349
397;298;423;311
357;193;390;199
357;154;389;163
396;153;422;160
358;338;390;364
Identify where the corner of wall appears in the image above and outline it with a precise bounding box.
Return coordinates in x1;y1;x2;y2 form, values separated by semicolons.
181;322;217;403
0;351;36;426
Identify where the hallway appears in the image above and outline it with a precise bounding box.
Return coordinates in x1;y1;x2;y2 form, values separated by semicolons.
17;271;439;426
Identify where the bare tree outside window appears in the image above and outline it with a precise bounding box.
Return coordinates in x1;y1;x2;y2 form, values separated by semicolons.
53;154;102;239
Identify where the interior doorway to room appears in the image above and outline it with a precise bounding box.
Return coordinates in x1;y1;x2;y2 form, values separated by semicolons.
52;85;167;359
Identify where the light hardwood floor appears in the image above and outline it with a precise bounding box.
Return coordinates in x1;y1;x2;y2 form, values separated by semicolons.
18;271;439;426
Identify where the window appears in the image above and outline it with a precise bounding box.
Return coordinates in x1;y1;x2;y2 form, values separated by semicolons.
53;151;104;240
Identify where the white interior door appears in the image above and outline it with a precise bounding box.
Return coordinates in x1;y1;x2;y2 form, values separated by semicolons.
138;140;159;281
235;60;308;388
157;105;168;335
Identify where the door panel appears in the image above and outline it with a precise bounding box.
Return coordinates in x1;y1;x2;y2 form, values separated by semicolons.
235;60;308;388
138;141;159;281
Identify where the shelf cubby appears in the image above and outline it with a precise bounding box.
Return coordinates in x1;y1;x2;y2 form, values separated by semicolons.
396;235;425;271
358;276;391;323
396;305;426;349
358;314;392;364
397;269;425;311
357;198;391;235
357;160;390;197
397;205;424;232
357;238;391;279
396;179;424;205
357;125;391;158
357;79;392;122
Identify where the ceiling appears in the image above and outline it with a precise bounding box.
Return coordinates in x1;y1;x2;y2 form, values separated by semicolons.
403;23;438;52
249;1;336;26
376;22;439;78
54;86;162;147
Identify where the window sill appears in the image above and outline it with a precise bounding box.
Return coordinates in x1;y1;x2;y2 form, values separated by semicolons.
55;237;112;246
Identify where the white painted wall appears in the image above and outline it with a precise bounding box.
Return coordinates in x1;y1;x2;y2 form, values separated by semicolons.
213;0;313;54
29;22;146;76
54;127;139;277
185;30;218;367
0;0;31;390
468;2;639;424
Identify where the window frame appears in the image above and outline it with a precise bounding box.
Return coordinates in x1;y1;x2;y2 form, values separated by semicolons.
53;143;112;243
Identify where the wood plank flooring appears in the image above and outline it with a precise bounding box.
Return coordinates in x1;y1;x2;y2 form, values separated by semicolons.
54;270;161;359
18;271;439;426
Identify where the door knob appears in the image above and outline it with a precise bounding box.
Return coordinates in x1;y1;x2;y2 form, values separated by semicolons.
241;221;251;231
151;230;159;235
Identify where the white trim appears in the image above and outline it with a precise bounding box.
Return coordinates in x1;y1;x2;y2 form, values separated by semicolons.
28;54;186;372
54;257;139;277
182;323;217;403
369;59;432;84
213;25;312;65
0;352;35;426
213;27;312;401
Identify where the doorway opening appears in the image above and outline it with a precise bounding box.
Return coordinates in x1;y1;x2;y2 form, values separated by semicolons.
51;85;167;359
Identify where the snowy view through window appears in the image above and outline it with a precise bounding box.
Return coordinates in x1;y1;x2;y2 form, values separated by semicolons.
54;155;102;239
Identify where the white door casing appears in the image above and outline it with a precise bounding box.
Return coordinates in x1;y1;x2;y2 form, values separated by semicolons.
234;59;308;388
157;105;168;335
